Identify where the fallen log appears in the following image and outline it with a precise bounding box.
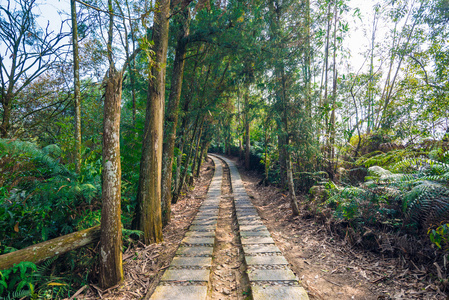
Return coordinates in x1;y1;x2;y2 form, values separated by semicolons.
0;225;101;270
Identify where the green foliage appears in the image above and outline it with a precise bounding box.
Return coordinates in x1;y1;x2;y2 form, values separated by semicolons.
0;139;102;252
365;152;449;227
0;261;37;297
428;223;449;250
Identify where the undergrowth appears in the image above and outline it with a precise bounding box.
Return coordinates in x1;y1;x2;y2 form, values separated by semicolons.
0;139;140;298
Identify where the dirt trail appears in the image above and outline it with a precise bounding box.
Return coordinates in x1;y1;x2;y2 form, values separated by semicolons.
208;160;251;300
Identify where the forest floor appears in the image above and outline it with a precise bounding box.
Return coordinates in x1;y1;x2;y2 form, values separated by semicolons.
75;156;447;299
234;157;447;300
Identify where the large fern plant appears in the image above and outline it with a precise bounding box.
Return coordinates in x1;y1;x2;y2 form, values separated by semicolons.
0;139;102;252
366;149;449;227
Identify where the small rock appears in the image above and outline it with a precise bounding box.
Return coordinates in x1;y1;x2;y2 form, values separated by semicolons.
222;288;231;295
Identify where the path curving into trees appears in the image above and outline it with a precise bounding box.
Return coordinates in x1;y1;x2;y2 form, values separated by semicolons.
149;155;309;299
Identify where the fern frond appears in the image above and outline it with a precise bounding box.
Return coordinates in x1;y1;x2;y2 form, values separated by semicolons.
0;289;31;300
403;182;449;225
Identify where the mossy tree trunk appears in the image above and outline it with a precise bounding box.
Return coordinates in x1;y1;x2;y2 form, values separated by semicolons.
0;226;100;271
134;0;171;245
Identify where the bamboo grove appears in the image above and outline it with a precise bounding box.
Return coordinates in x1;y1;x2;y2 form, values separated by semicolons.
0;0;448;296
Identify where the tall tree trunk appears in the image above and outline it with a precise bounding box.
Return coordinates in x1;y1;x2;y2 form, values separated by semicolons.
172;110;191;204
329;0;338;179
99;0;123;287
127;3;137;127
321;3;332;143
172;138;184;204
189;117;204;185
244;91;250;170
196;138;209;177
179;116;200;193
134;0;170;245
71;0;82;174
237;90;244;161
0;97;11;138
264;126;269;185
161;8;190;226
286;152;300;216
99;67;124;288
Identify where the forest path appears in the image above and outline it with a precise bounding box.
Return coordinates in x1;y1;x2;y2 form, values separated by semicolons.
149;155;309;300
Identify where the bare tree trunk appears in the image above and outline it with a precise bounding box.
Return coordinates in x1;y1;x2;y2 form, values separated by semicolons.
71;0;82;174
287;154;300;216
322;3;332;144
134;0;170;245
196;138;209;177
189;117;204;185
172;131;185;204
161;8;190;226
244;91;251;170
329;0;338;179
99;0;124;287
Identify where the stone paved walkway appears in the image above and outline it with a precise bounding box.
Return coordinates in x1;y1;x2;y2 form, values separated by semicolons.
150;157;222;300
150;155;309;299
215;155;309;300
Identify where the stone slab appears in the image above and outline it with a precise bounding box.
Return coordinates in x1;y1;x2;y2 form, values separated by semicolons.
189;225;216;230
240;230;271;237
241;237;275;244
238;221;264;226
207;191;221;195
161;269;209;281
150;286;207;300
195;212;218;217
182;237;215;244
245;255;288;265
252;286;309;300
192;220;217;225
200;206;220;211
194;217;218;222
236;208;258;212
234;199;251;203
248;269;297;281
171;256;212;267
236;211;259;217
236;206;255;209
238;217;263;225
185;231;215;237
197;209;219;214
240;225;268;231
176;246;213;256
238;216;261;220
243;244;281;254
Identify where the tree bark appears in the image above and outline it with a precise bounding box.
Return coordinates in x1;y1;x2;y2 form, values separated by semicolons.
287;154;300;216
71;0;82;174
244;91;251;170
0;98;11;138
0;226;100;271
161;8;190;226
99;0;124;287
134;0;170;245
190;117;204;185
196;138;209;177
